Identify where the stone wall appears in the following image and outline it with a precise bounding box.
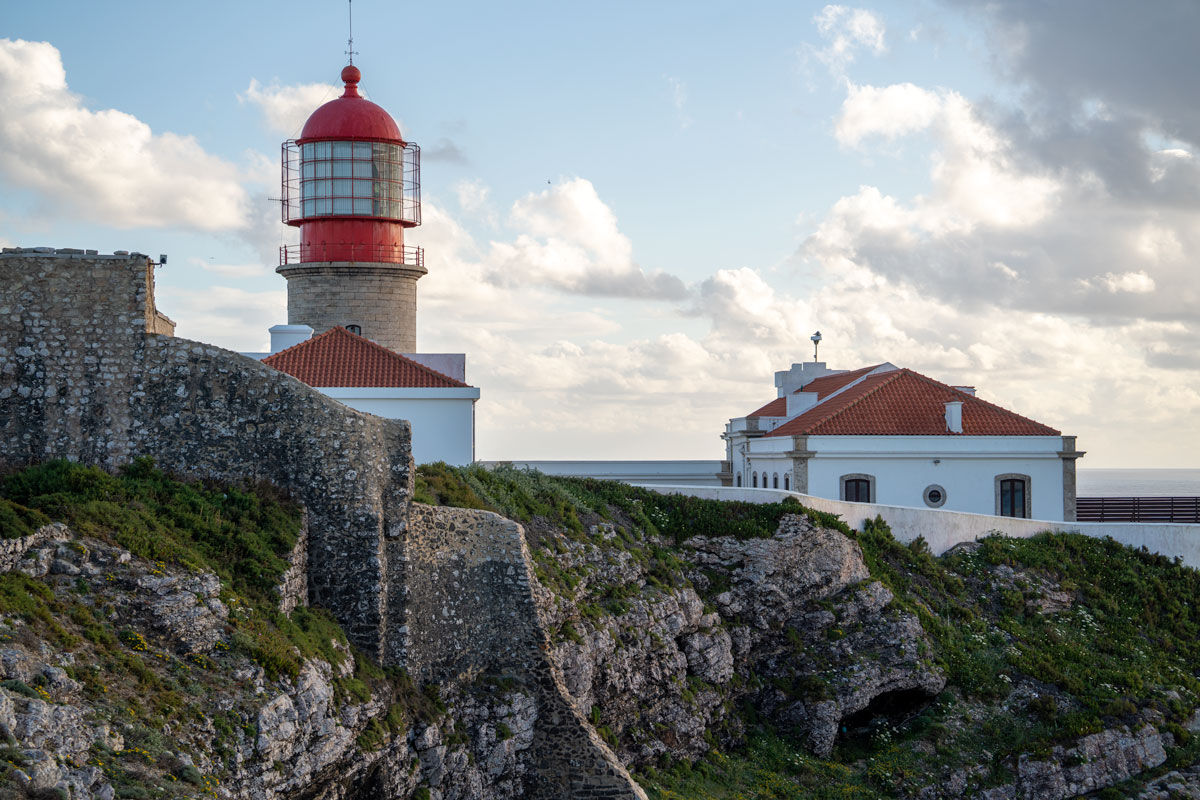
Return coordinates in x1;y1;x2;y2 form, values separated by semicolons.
0;251;411;659
0;250;652;797
400;504;648;800
278;261;423;353
0;523;71;572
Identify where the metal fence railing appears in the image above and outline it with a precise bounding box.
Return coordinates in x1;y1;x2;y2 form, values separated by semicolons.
1076;496;1200;523
279;243;424;268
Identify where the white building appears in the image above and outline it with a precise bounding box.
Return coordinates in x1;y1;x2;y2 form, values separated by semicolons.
724;361;1083;521
258;325;479;466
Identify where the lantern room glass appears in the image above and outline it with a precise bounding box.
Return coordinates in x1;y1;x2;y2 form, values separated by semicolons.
299;140;407;219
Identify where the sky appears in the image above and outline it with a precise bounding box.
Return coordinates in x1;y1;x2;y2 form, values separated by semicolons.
2;0;1198;468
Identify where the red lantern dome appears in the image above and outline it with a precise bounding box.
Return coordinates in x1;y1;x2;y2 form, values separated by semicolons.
299;65;405;142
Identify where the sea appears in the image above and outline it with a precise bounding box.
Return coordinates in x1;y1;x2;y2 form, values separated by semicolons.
1077;468;1200;497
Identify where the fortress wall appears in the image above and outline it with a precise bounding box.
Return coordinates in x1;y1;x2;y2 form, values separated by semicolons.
0;251;411;658
400;504;648;800
0;250;646;796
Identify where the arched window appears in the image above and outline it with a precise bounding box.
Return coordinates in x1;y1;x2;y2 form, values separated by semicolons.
773;473;779;489
784;474;790;490
840;474;875;503
996;474;1031;518
752;472;758;488
736;473;742;487
345;324;362;335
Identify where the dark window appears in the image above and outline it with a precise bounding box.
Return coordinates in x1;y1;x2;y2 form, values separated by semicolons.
773;473;779;489
784;474;790;490
752;472;758;488
345;324;362;335
736;473;742;487
1000;479;1027;518
845;478;872;503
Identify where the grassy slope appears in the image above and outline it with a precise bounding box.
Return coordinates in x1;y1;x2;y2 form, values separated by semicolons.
0;460;426;797
417;463;1200;799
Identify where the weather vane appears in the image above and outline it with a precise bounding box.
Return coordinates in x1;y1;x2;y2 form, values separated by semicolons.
345;0;358;64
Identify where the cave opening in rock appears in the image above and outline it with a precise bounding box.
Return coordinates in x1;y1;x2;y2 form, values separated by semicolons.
838;688;935;740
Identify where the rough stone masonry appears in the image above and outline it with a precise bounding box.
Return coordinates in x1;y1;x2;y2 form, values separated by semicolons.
0;249;645;799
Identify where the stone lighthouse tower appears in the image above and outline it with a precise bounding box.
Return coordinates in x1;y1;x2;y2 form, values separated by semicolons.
278;64;423;353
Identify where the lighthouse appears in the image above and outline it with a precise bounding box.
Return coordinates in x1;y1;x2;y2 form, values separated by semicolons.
277;64;424;354
255;62;480;466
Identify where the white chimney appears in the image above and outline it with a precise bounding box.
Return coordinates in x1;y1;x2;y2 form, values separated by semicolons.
269;324;313;354
786;392;820;417
944;400;963;433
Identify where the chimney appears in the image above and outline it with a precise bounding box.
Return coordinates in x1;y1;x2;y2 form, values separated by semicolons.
269;324;313;354
944;400;963;433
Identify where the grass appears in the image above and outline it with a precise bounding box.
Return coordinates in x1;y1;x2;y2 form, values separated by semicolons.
417;465;1200;796
0;458;448;787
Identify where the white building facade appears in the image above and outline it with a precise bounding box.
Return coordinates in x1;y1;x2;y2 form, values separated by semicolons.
253;325;479;466
725;361;1082;521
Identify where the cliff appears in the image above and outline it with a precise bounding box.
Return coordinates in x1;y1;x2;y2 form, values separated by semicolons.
3;462;1200;798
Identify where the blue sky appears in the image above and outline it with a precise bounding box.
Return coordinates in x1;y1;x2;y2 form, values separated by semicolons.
4;1;1199;467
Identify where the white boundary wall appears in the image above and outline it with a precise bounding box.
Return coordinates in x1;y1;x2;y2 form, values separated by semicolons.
638;485;1200;569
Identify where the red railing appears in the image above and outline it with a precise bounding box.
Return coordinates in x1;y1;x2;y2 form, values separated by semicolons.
279;243;424;267
1076;496;1200;523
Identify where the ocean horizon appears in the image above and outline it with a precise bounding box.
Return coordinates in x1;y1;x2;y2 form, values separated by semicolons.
1077;468;1200;497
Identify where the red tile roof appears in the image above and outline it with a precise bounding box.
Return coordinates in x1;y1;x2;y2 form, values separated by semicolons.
262;326;471;389
766;368;1059;437
801;364;885;399
747;397;787;417
746;364;885;418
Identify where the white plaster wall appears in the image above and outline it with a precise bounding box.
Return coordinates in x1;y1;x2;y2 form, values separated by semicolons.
318;389;476;465
637;485;1200;570
747;435;1067;519
808;456;1063;519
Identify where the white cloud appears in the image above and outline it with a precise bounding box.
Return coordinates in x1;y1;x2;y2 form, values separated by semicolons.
824;83;1060;238
157;285;285;352
836;82;943;147
455;179;490;214
186;256;271;280
239;78;340;137
0;39;249;232
806;5;887;77
1082;270;1157;295
483;178;687;299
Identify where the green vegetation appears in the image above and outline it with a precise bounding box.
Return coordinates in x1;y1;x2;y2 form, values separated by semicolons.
415;465;1200;799
0;458;447;794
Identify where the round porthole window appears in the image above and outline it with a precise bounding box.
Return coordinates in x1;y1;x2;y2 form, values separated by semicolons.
923;484;947;508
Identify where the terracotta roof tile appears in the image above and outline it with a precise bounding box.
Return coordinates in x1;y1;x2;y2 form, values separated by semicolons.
766;368;1059;437
262;326;471;389
747;397;787;417
800;364;885;399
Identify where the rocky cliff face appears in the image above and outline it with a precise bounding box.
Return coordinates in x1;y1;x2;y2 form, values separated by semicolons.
539;514;945;768
2;508;1195;800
